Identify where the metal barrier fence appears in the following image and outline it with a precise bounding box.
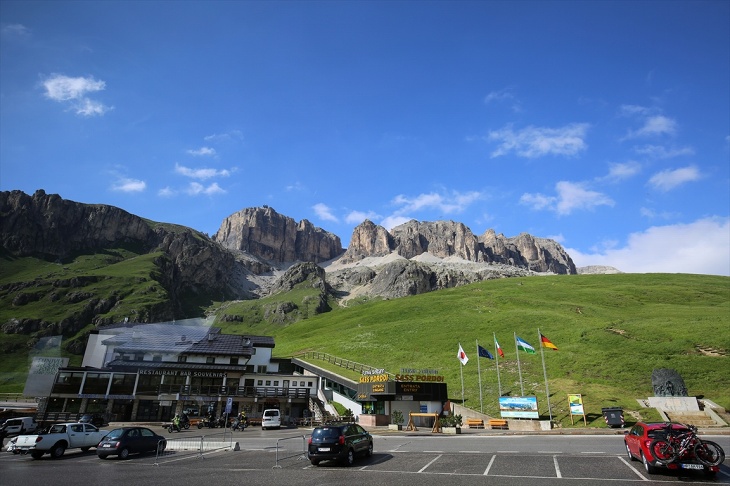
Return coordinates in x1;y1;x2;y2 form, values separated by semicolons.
154;432;236;465
272;435;308;469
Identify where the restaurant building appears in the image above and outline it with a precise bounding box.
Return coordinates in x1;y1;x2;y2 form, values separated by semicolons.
38;318;450;427
41;318;317;423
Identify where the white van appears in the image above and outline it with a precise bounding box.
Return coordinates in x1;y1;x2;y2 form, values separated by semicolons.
2;417;38;437
261;409;281;430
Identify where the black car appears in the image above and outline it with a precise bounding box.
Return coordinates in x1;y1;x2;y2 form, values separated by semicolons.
79;413;107;428
97;426;166;459
307;423;373;466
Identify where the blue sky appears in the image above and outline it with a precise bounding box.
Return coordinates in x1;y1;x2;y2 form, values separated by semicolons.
1;1;728;275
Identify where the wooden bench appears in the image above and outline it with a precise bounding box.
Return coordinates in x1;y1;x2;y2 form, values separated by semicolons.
488;419;508;430
466;418;484;429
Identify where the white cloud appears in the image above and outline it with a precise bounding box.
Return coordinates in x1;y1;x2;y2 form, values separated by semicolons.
42;74;112;117
484;88;514;103
186;182;225;196
567;217;730;276
380;215;412;231
633;144;694;159
391;190;483;215
521;181;614;215
111;178;146;193
648;165;701;192
158;187;174;197
620;104;655;116
204;130;244;142
604;161;641;181
175;163;230;180
1;23;31;38
345;210;381;225
313;203;339;222
488;123;589;158
186;147;217;157
634;115;677;137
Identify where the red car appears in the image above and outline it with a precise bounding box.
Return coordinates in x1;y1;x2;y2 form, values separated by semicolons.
624;422;721;477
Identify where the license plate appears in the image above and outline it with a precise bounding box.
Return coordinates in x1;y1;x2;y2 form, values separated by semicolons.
680;463;704;470
102;444;111;448
318;447;330;452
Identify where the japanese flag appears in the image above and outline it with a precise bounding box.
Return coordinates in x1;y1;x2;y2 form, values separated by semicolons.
457;343;469;365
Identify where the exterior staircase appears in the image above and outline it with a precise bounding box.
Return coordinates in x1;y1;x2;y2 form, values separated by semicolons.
664;411;724;427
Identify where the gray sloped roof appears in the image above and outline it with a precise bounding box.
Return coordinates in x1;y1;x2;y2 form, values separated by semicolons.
100;321;274;356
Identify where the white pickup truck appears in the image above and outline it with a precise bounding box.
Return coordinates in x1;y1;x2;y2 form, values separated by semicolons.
14;422;109;459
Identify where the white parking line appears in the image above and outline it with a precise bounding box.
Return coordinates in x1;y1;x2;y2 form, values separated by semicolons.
482;454;496;476
618;456;649;481
417;454;441;473
553;455;562;478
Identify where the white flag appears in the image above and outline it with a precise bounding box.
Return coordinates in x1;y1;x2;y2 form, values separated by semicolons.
457;343;469;365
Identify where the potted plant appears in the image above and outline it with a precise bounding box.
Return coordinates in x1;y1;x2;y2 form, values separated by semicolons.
389;409;404;430
440;413;462;434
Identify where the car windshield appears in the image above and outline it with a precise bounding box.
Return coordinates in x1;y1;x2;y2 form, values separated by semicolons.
312;427;342;439
104;428;125;439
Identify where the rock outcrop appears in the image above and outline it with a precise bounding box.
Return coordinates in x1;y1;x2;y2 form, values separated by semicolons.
339;219;576;274
0;189;252;323
213;206;344;264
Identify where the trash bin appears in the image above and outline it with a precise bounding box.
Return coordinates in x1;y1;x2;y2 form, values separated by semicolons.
601;407;624;428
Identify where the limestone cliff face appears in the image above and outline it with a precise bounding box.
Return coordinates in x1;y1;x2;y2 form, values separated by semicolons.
0;189;249;323
213;206;343;264
340;219;575;274
1;189;157;256
338;219;393;263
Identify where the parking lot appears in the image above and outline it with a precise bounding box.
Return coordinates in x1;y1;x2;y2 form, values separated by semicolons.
3;427;729;486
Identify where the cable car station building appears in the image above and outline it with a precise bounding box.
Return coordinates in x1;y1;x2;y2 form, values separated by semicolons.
39;318;449;426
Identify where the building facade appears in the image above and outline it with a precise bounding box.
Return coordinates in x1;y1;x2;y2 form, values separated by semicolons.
43;319;317;423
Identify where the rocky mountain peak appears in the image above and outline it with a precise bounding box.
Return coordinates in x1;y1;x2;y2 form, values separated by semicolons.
213;206;343;264
339;218;576;274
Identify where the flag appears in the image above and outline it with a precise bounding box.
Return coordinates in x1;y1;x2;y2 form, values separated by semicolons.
495;338;505;358
457;343;469;365
478;345;494;359
540;333;558;351
516;336;536;354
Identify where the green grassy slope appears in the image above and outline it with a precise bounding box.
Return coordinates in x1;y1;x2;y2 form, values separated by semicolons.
1;268;727;429
244;273;729;427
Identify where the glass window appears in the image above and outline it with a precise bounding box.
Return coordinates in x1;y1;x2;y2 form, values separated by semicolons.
178;355;187;363
206;357;215;364
230;357;239;365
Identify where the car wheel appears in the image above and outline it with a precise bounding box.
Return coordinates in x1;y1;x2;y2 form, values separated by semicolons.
98;454;108;460
310;459;320;466
30;451;44;459
641;451;657;474
343;448;355;466
80;447;91;452
367;441;373;457
625;441;635;461
119;447;130;460
50;443;66;458
198;423;203;429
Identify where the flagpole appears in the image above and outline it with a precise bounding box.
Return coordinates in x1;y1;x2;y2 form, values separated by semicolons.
514;332;524;396
538;328;553;422
476;340;483;414
459;343;465;404
494;333;502;397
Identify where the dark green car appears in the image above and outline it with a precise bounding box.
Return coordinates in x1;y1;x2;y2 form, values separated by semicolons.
307;423;373;466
